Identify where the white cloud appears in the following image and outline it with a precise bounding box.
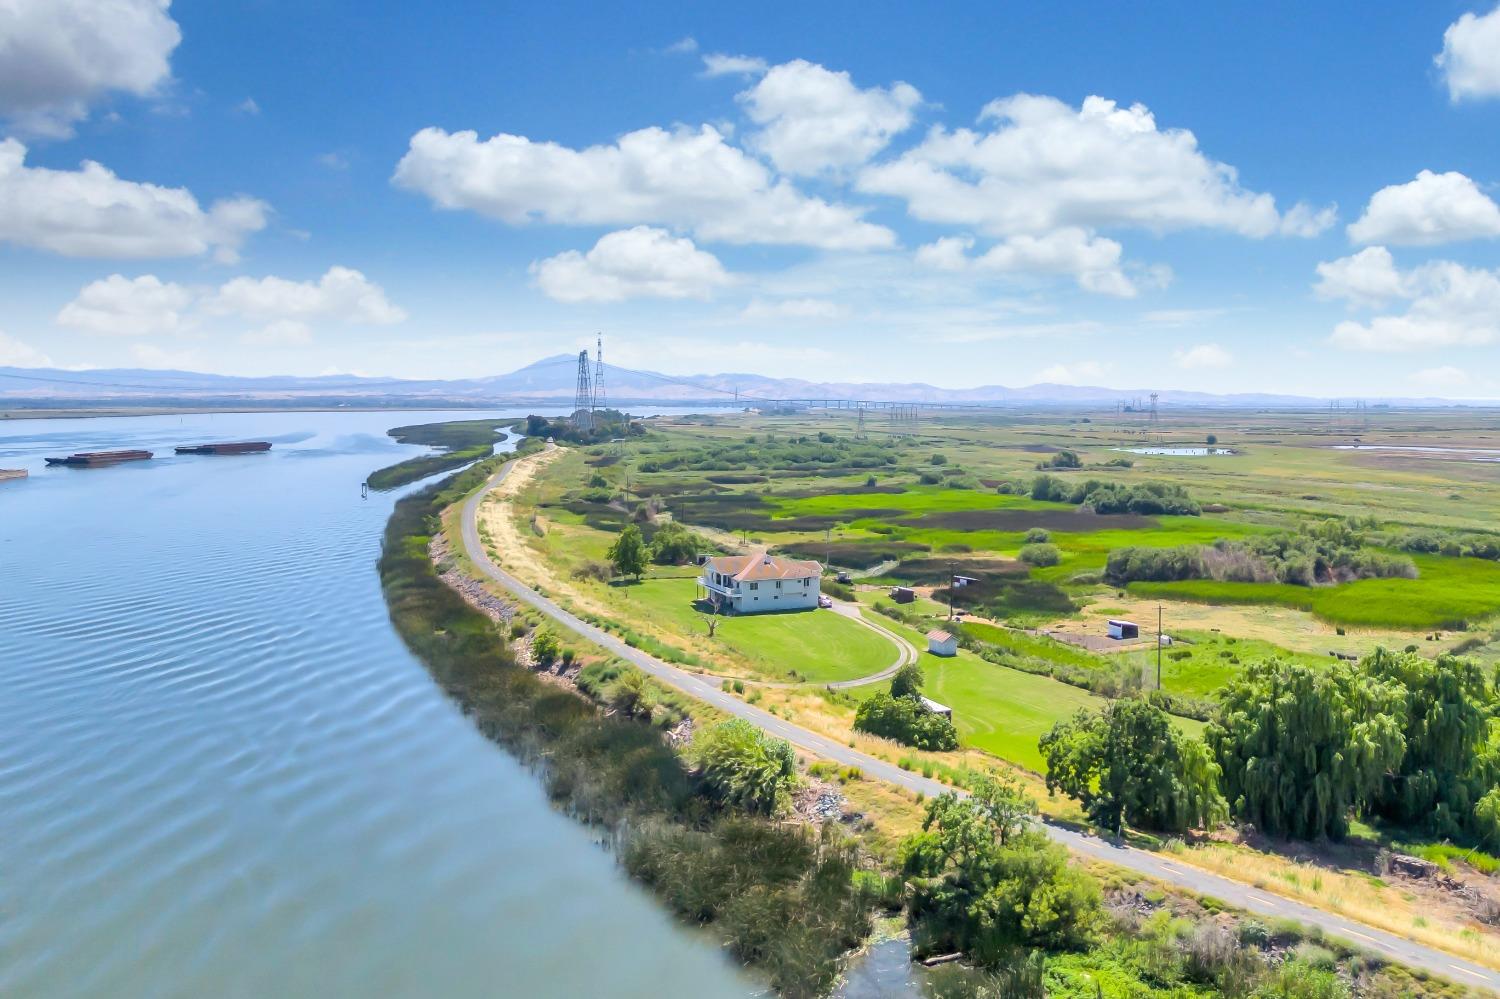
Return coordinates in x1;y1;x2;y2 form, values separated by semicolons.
316;151;349;170
531;226;731;303
1324;257;1500;351
0;139;268;261
664;37;698;55
241;320;312;346
1348;170;1500;246
57;266;404;339
914;235;975;271
56;273;192;335
208;266;407;324
1437;4;1500;101
1173;343;1232;369
1314;246;1406;306
1412;365;1471;389
393;124;894;251
916;228;1136;296
1034;360;1110;385
738;60;921;175
237;97;260;116
0;0;181;136
739;297;849;320
1279;202;1338;238
701;53;768;78
859;94;1327;239
128;341;199;369
0;331;52;367
976;229;1135;297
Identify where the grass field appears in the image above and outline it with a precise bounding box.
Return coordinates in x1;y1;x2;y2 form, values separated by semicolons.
1119;629;1329;698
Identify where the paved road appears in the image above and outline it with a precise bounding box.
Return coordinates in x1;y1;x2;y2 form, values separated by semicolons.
460;453;1499;995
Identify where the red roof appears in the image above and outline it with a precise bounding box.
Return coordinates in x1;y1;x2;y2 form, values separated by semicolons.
704;551;820;582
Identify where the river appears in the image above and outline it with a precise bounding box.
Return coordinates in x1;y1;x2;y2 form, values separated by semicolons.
0;409;769;998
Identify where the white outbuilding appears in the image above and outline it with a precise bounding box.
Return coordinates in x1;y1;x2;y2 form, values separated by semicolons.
926;629;958;657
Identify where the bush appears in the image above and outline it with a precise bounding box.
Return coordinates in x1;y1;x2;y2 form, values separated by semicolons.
531;628;560;665
853;693;959;750
1023;527;1051;544
689;719;798;816
649;520;711;566
1017;542;1061;567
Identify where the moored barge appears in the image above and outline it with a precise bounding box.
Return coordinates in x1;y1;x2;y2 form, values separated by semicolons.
174;441;273;456
44;450;153;467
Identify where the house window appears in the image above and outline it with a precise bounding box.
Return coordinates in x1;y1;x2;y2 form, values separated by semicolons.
802;578;811;587
749;582;758;590
775;580;783;590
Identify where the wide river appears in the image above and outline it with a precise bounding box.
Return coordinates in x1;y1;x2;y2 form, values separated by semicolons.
0;409;772;998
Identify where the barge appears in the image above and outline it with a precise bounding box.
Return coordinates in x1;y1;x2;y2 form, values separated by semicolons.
44;450;153;467
174;441;272;456
0;468;27;482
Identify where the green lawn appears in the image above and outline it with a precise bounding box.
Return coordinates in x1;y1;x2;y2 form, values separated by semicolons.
853;608;1203;771
605;576;896;683
1119;630;1330;699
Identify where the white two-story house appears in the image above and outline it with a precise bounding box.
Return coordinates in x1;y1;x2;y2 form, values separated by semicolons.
699;551;821;614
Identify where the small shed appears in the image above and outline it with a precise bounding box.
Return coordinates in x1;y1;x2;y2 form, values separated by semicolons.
926;629;958;657
921;696;953;721
1107;619;1140;640
889;586;916;604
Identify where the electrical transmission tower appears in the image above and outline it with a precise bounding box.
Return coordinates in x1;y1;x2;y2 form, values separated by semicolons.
573;350;593;432
593;332;605;414
856;406;866;437
1149;392;1159;424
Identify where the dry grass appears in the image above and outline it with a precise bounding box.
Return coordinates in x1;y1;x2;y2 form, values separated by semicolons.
1174;841;1500;970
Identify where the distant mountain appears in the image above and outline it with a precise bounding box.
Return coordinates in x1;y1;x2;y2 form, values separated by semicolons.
0;357;1487;409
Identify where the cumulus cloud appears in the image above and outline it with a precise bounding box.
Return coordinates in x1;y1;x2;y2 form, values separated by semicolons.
738;60;921;175
393;124;894;251
0;331;52;367
0;139;268;260
1437;3;1500;102
56;273;192;335
207;266;407;324
701;53;767;77
664;37;698;55
1319;252;1500;351
1348;170;1500;246
1412;365;1471;389
859;94;1328;239
1314;246;1407;306
915;228;1137;296
531;226;731;303
57;266;405;337
0;0;181;136
1173;343;1232;369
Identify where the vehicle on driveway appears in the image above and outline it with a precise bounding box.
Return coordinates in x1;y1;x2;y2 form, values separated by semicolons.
817;595;833;608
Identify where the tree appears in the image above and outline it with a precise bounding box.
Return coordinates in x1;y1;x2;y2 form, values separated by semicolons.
530;628;561;665
649;520;707;566
1362;649;1497;838
689;719;798;816
607;523;648;580
854;693;958;750
889;660;926;700
902;780;1100;963
1017;543;1061;567
1206;659;1406;840
1040;699;1225;834
1206;434;1218;446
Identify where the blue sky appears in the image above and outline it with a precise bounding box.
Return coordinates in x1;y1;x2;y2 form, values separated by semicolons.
2;1;1500;397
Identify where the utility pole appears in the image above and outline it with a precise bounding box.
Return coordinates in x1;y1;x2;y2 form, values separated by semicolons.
948;559;956;621
1157;604;1163;690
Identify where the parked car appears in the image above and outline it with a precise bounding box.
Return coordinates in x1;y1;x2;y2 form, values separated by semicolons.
817;594;833;608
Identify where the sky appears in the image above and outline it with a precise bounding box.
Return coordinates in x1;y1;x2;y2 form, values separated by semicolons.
2;1;1500;398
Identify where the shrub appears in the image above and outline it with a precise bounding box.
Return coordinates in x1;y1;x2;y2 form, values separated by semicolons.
531;628;560;665
689;719;798;816
1023;527;1051;544
1017;542;1061;567
853;693;959;750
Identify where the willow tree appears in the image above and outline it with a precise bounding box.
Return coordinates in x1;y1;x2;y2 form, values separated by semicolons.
1363;649;1497;838
1206;659;1406;840
1040;698;1225;835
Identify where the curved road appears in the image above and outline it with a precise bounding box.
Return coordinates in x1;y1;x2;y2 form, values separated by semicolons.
460;453;1499;995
